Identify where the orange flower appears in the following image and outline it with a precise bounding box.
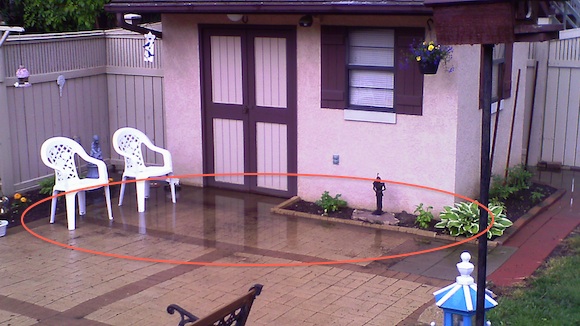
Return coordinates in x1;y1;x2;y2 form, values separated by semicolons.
20;197;28;203
13;193;22;200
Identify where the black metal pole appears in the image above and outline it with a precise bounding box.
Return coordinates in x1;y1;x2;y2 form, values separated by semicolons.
476;44;493;325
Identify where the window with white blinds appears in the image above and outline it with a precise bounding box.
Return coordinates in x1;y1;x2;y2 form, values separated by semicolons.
348;29;395;111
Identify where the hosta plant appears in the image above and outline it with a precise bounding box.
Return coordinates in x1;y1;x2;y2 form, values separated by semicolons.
435;201;513;239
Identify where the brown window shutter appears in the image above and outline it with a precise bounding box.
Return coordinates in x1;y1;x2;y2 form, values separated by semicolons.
501;43;514;99
321;26;347;109
394;28;425;115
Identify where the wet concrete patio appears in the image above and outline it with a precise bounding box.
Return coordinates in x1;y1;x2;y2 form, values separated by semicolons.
0;169;578;325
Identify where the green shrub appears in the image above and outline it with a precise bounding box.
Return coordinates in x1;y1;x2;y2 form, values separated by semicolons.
489;175;517;201
316;191;347;215
506;164;533;190
414;203;433;229
531;191;545;203
489;164;533;202
38;176;55;195
435;201;513;239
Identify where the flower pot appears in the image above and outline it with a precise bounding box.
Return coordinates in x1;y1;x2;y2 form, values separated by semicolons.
0;220;7;237
418;61;440;74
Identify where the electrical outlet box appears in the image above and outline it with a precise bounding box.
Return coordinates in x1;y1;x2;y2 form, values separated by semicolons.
333;155;339;165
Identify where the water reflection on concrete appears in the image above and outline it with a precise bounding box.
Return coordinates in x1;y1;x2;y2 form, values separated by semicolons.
73;184;410;265
58;169;579;274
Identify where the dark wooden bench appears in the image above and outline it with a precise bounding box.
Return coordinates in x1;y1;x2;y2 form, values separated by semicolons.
167;284;263;326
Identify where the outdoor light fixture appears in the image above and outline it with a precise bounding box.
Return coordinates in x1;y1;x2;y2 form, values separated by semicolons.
299;15;313;27
124;13;142;25
227;14;248;23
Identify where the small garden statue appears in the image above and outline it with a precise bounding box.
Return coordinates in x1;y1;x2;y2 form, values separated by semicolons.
86;135;103;178
372;173;386;215
0;195;9;215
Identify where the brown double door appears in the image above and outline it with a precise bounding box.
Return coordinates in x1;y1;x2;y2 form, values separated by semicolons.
201;26;297;198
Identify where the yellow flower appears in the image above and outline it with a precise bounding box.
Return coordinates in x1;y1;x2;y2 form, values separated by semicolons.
416;56;422;62
109;178;114;182
428;44;435;51
20;197;27;203
13;193;22;200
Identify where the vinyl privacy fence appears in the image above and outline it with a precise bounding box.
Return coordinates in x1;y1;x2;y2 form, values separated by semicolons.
0;28;164;195
526;35;580;169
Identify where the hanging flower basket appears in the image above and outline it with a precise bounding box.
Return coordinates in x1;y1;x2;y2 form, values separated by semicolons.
418;61;440;74
408;40;453;74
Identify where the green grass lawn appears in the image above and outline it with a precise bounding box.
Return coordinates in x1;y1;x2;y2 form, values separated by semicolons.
488;233;580;325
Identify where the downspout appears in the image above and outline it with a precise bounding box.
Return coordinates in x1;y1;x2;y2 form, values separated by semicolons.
116;13;162;39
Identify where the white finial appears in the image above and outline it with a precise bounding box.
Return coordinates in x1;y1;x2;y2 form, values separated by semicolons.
456;251;474;285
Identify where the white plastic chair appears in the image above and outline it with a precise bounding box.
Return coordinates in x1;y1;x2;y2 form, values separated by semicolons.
112;127;178;212
40;137;113;231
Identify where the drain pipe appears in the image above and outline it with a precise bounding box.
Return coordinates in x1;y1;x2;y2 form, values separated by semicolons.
116;13;162;39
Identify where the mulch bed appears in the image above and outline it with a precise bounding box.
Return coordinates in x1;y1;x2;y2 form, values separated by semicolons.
284;182;558;234
1;189;107;229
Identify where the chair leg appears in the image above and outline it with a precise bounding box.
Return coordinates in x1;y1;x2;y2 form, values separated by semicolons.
170;180;176;204
78;191;86;215
64;192;78;231
119;176;127;206
136;180;147;213
104;186;113;220
50;189;58;224
167;174;177;204
145;180;150;199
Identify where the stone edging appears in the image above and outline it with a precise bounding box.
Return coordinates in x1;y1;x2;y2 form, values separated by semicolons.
494;188;566;245
270;188;566;248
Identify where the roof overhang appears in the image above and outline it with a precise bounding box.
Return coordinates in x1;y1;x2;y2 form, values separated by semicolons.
105;1;432;15
424;0;563;43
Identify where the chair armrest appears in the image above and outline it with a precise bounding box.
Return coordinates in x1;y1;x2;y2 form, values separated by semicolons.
143;142;173;168
77;151;110;181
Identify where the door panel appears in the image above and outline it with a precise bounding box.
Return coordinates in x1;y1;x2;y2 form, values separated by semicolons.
254;37;288;108
256;122;288;191
202;26;297;197
210;36;243;105
213;118;245;185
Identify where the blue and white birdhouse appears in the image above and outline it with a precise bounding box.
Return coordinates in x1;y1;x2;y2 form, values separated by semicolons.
432;251;497;326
